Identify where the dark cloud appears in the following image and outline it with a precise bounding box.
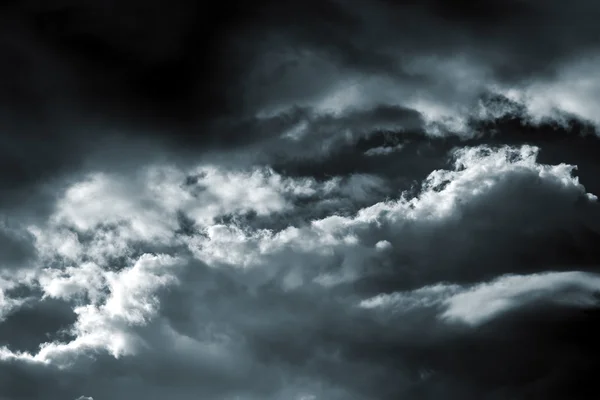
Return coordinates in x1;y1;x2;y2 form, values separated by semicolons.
151;263;600;399
0;0;599;211
0;222;36;269
0;298;76;353
0;0;265;208
407;303;600;399
2;1;600;400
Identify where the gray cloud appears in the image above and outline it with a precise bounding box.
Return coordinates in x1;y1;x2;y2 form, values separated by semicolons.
2;1;600;399
0;143;598;399
0;221;36;270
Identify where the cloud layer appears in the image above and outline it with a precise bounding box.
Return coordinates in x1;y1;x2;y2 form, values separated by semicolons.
1;141;600;399
1;1;600;399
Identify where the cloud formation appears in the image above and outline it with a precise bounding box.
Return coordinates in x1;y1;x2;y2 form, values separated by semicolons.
1;1;600;399
0;142;599;399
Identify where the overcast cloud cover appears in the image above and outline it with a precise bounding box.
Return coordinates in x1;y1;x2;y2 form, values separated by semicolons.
2;1;600;399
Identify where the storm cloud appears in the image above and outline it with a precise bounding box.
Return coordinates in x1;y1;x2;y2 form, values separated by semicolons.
1;1;600;399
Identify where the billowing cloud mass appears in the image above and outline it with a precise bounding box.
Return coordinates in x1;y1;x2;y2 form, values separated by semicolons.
1;1;600;399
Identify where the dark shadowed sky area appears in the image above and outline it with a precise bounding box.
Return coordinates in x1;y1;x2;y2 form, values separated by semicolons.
2;1;600;399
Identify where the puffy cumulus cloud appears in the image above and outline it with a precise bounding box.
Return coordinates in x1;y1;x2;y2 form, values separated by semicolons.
0;254;182;368
2;2;600;399
187;145;600;291
28;161;393;271
0;158;387;397
26;164;312;265
0;143;598;399
4;0;600;236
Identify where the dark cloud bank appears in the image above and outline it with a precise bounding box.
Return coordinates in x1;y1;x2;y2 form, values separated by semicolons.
2;1;600;400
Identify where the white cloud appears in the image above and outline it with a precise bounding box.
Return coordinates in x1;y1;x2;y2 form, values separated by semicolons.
1;254;182;366
38;261;106;303
404;52;600;132
0;162;388;365
185;144;597;290
174;165;318;223
0;143;598;400
29;144;596;305
27;164;347;272
359;283;462;311
249;45;600;139
499;53;600;127
360;271;600;327
44;254;180;360
364;143;405;157
441;271;600;326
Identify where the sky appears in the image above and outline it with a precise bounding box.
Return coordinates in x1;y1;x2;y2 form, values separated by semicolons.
1;1;600;399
